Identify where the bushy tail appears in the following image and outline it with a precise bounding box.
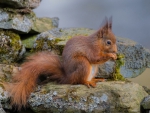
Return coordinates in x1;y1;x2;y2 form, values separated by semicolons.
4;51;64;110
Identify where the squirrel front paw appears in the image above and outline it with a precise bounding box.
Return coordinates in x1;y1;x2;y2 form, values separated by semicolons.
108;53;117;60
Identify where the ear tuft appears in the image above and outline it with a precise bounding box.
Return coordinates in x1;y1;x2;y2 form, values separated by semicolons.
101;16;109;30
109;16;112;30
97;16;113;38
101;16;112;30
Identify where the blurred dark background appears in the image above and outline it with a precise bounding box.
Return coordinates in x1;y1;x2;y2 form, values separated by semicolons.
34;0;150;49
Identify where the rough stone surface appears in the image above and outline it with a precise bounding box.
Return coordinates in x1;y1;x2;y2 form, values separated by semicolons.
98;61;115;78
31;17;59;33
32;28;150;78
0;107;6;113
0;8;35;33
28;81;148;113
21;17;59;49
0;64;19;112
0;64;19;82
0;31;26;63
0;0;41;9
0;8;59;34
141;95;150;109
117;37;150;78
0;64;148;112
0;87;10;112
143;86;150;95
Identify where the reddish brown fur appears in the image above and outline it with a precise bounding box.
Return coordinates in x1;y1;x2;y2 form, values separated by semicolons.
4;52;64;109
4;17;117;109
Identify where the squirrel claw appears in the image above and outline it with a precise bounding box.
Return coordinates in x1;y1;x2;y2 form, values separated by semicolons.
84;78;106;88
84;81;96;88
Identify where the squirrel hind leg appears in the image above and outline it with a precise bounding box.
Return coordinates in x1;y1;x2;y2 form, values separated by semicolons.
60;57;91;85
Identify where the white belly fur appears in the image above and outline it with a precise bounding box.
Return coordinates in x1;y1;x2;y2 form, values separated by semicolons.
87;64;98;81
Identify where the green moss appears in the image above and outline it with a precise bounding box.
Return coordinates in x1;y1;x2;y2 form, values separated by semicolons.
33;38;44;52
32;37;65;55
21;34;37;49
111;54;125;81
6;31;21;51
0;30;22;64
32;28;95;55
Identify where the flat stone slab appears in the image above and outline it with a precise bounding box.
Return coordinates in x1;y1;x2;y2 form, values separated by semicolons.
0;0;41;9
31;17;59;33
0;9;59;34
0;8;35;33
0;65;148;113
28;81;148;113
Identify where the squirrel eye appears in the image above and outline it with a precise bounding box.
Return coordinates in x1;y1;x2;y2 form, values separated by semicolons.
106;40;111;45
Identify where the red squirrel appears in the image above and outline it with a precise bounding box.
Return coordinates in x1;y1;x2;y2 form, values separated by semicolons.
4;17;117;109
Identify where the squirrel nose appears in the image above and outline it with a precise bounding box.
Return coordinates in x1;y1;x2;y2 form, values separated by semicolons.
112;45;117;53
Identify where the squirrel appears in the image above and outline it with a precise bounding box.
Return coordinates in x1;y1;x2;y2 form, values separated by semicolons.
3;17;117;110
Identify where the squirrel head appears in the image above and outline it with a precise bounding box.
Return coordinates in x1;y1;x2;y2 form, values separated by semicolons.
94;17;117;54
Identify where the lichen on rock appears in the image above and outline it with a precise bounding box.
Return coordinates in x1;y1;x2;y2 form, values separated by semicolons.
32;28;94;54
0;8;36;33
117;37;150;78
0;30;25;64
28;81;148;113
31;17;59;33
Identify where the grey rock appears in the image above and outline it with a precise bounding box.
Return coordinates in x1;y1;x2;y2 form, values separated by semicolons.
0;8;35;33
141;95;150;110
0;107;6;113
0;64;148;112
97;61;115;78
0;87;11;111
33;28;150;78
21;17;59;49
0;64;19;111
0;9;59;34
31;17;59;33
28;81;148;113
117;37;150;78
0;0;41;9
143;86;150;95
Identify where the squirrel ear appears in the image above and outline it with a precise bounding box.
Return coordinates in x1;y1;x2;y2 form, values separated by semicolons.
102;16;109;31
98;16;112;38
109;16;112;30
98;17;109;38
